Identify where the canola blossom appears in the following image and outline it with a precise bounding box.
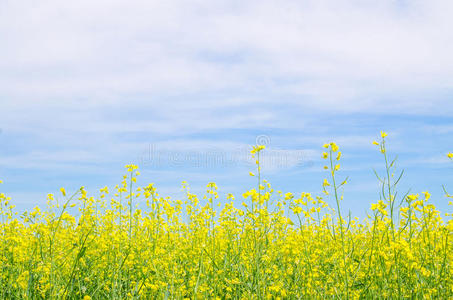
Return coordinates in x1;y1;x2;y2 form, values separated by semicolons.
0;134;452;299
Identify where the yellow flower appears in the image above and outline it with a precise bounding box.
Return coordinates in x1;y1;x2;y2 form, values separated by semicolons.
83;296;91;300
380;131;387;138
16;271;29;290
251;145;265;155
284;192;294;200
400;207;409;213
60;187;66;197
322;152;328;159
125;164;138;172
336;151;341;161
423;191;431;200
331;143;339;152
292;206;302;214
334;164;340;171
407;194;418;202
249;172;255;177
323;179;330;187
448;152;453;159
372;141;379;146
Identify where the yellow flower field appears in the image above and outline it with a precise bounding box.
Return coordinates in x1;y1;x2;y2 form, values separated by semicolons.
1;133;452;299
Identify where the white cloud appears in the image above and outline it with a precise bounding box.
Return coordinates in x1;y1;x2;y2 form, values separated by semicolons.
1;0;452;108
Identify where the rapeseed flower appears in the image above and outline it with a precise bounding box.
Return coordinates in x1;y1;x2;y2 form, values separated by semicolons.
0;132;450;299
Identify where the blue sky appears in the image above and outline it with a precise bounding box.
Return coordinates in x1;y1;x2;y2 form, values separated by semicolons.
1;0;453;217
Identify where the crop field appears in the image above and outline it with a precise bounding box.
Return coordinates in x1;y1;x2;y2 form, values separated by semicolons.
0;132;452;299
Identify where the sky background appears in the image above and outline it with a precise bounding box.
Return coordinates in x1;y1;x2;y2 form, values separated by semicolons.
1;0;453;217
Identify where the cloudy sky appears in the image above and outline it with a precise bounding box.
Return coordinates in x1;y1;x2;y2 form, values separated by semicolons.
1;0;453;216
